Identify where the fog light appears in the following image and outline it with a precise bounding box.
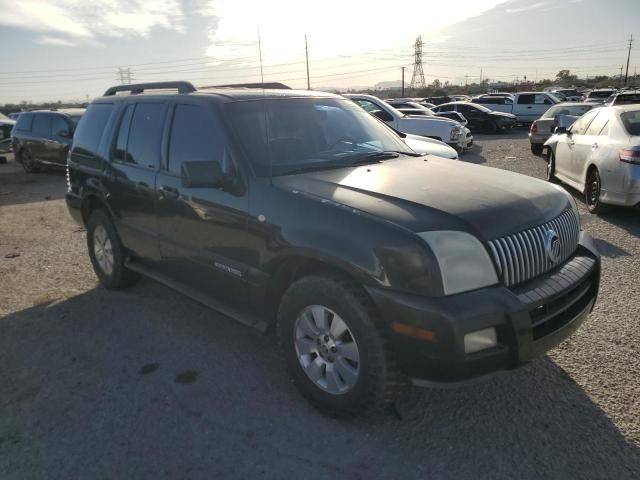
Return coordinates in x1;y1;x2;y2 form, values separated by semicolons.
464;327;497;354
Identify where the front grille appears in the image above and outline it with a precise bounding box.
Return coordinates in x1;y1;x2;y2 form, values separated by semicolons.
487;209;580;288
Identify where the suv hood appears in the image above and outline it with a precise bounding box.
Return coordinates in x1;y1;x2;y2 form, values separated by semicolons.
273;156;571;241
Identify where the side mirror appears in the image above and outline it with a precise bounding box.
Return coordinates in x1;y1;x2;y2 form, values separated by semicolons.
554;126;568;134
181;160;233;189
57;130;72;138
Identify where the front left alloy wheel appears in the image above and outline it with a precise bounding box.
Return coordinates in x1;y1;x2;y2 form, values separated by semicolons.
277;274;397;417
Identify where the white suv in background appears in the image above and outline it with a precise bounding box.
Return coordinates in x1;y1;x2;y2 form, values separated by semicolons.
344;94;471;152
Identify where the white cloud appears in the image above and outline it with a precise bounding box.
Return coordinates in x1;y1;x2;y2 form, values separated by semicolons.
202;0;508;65
506;2;546;13
36;35;78;47
0;0;184;45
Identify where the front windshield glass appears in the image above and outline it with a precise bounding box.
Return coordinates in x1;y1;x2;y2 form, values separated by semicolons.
225;97;415;177
542;104;593;119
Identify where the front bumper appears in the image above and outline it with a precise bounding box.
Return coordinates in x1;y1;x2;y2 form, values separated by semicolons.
366;232;600;384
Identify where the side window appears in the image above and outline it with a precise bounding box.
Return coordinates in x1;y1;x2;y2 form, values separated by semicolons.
32;114;52;136
125;103;165;168
52;115;70;137
439;104;455;112
517;94;534;105
15;113;33;132
569;110;599;135
113;105;134;162
585;112;609;136
73;103;114;157
355;100;379;113
168;104;226;176
534;94;551;105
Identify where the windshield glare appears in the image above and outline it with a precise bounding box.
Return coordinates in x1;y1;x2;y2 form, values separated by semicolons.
226;97;414;176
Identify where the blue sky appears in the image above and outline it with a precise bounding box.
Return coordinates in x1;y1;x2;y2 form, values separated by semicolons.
0;0;638;103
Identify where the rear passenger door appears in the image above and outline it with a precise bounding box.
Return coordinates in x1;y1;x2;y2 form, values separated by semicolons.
155;100;250;307
49;114;73;166
30;113;53;161
103;101;166;261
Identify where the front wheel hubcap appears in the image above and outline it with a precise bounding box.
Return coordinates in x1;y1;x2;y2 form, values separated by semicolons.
93;225;114;275
294;305;360;395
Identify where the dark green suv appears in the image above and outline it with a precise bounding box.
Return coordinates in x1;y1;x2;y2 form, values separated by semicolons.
66;82;600;417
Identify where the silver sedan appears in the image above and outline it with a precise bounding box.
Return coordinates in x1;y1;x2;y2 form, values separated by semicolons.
544;105;640;213
529;102;597;155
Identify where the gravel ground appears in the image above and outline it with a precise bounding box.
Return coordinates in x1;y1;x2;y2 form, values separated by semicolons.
1;132;639;479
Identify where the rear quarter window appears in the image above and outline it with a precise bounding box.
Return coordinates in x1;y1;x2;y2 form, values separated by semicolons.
620;111;640;136
15;113;33;132
73;103;114;157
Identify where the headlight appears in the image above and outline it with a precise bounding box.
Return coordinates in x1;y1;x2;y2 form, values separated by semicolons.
417;231;498;295
449;126;461;141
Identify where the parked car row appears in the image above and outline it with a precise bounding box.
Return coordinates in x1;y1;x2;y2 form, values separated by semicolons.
60;81;601;417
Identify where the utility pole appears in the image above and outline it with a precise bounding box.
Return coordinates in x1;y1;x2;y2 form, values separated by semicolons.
464;74;468;88
401;67;405;97
305;34;311;90
257;27;264;84
479;68;483;85
624;34;633;86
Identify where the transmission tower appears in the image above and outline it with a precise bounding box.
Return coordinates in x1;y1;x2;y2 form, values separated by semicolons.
410;36;426;90
116;67;134;84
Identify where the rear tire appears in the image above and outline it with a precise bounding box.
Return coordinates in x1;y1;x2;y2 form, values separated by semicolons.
87;209;139;289
277;274;397;418
19;149;39;173
484;120;498;134
585;168;607;215
531;143;544;155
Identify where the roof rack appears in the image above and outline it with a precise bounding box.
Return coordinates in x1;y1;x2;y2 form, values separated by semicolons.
201;82;291;90
103;81;196;96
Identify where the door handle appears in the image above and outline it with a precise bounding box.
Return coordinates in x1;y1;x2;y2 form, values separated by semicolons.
158;185;179;199
592;142;598;150
527;106;533;109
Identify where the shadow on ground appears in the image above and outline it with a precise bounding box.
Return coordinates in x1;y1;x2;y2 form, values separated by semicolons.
0;155;66;207
1;281;639;479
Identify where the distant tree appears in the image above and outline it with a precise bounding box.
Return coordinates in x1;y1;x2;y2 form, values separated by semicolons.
431;79;442;89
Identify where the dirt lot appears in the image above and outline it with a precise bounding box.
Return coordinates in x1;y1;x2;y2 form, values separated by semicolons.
1;132;639;479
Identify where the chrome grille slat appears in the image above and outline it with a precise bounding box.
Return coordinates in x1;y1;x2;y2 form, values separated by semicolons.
487;210;580;288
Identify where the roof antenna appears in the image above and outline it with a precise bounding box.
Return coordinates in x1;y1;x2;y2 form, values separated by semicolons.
257;26;264;85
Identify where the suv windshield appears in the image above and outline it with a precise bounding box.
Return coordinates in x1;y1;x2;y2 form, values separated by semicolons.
226;97;415;176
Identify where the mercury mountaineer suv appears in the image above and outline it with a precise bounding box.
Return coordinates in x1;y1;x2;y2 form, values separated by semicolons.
66;82;600;417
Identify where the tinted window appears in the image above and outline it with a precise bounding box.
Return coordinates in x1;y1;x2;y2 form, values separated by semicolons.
570;110;599;135
614;94;640;105
113;105;134;162
15;113;33;132
125;103;165;168
32;114;52;136
52;115;70;137
620;111;640;135
73;103;114;156
585;111;609;136
517;94;534;105
168;104;226;175
438;104;455;112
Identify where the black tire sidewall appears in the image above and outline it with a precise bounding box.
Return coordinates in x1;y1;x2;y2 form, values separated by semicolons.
586;169;604;214
277;275;388;417
86;209;132;289
20;149;38;173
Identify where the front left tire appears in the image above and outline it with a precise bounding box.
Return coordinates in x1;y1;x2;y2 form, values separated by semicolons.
276;274;397;417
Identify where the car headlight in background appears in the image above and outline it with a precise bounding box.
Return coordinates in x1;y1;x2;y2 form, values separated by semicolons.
417;230;498;295
449;126;461;142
